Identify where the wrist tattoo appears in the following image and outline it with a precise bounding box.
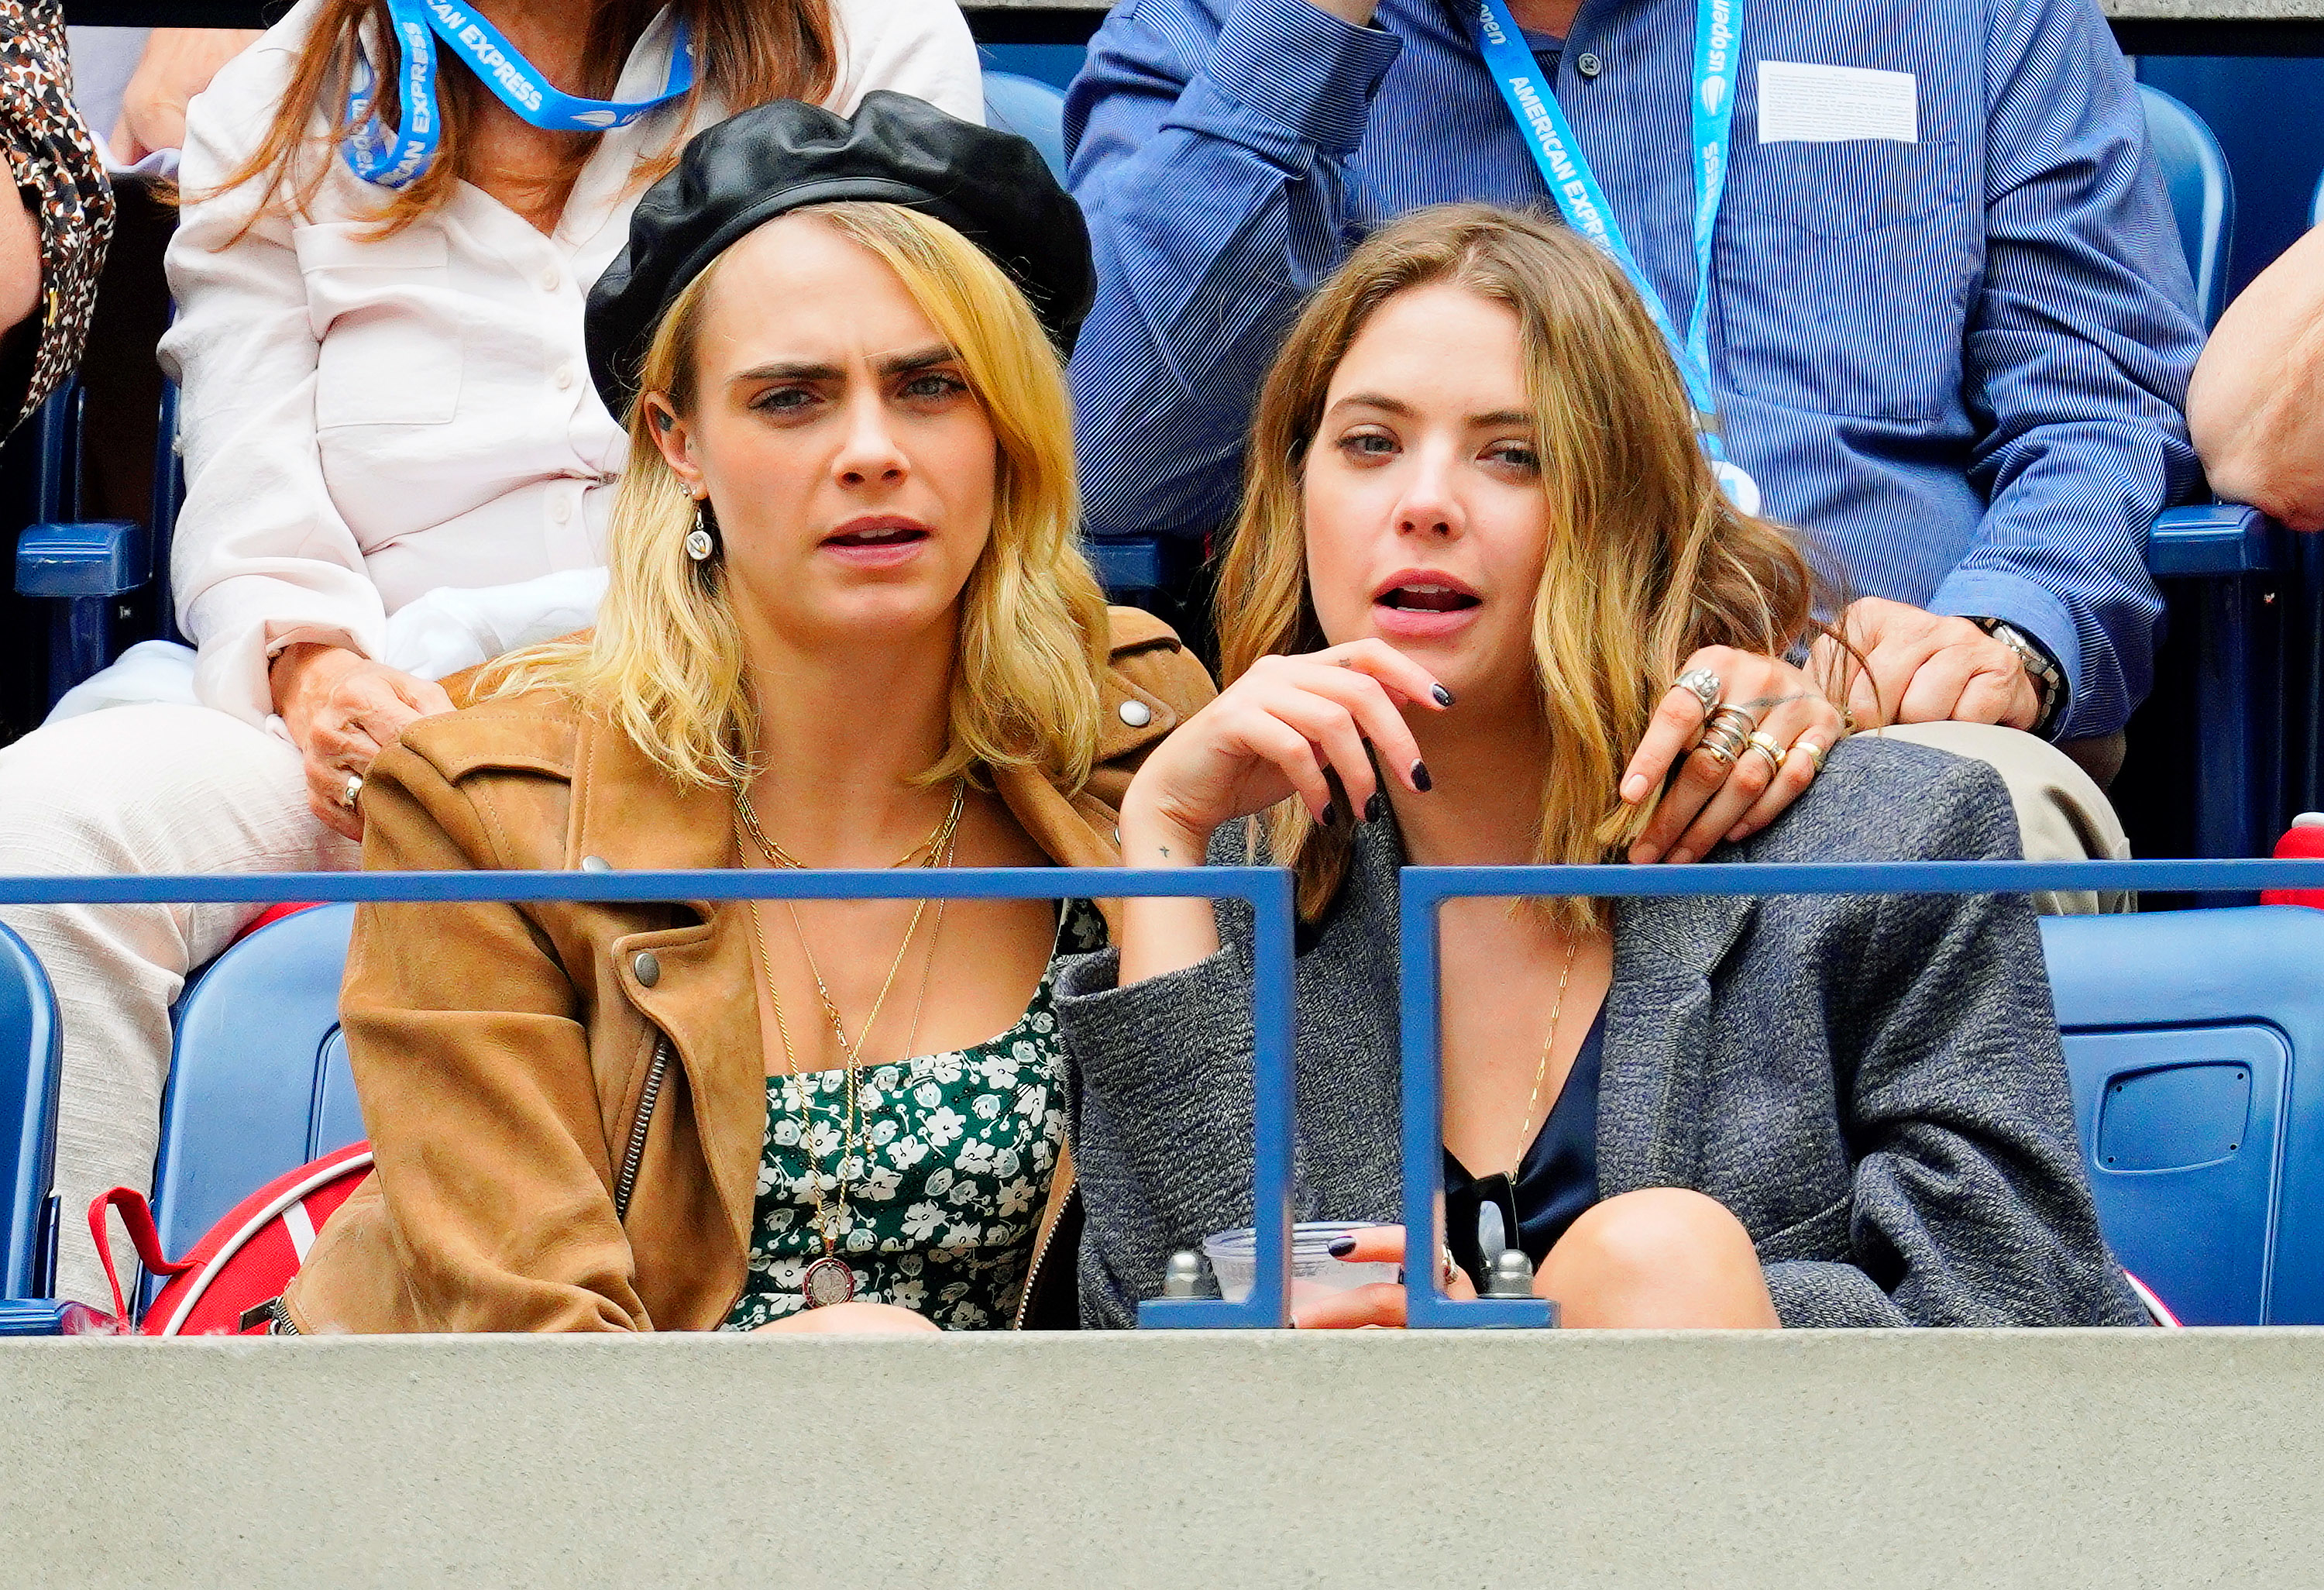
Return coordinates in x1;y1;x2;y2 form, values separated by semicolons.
1734;690;1815;714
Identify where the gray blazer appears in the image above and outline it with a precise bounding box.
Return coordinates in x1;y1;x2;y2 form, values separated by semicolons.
1056;735;2145;1329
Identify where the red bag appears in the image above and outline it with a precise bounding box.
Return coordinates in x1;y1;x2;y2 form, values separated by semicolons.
87;1142;373;1335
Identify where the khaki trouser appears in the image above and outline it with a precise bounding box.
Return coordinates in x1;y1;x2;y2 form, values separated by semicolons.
1875;721;2132;917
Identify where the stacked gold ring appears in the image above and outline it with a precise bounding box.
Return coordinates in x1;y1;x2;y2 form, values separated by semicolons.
1742;730;1785;775
1696;705;1758;767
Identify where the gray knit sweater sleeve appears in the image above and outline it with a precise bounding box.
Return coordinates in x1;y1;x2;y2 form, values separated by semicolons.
1055;935;1258;1327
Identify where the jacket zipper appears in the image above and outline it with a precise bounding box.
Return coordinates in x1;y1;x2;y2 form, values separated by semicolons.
614;1037;672;1224
1012;1185;1064;1330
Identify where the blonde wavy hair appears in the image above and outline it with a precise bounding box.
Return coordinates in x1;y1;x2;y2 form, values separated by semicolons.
1217;205;1834;928
479;201;1110;793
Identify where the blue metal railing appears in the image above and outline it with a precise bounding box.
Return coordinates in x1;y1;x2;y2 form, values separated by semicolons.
1397;855;2324;1324
0;866;1301;1330
4;855;2324;1332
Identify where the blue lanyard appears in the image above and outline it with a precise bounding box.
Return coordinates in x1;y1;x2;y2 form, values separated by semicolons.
345;0;695;188
1473;0;1739;456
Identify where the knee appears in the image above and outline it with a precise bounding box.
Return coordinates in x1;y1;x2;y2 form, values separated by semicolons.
1538;1187;1776;1327
1551;1187;1756;1286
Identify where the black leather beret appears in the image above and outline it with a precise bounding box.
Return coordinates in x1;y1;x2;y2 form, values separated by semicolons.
586;91;1095;418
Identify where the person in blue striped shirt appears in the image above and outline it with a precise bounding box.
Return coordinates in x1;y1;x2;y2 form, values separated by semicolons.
1062;0;2202;871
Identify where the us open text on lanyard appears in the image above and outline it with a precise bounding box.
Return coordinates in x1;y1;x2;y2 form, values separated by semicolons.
343;0;696;188
1474;0;1759;515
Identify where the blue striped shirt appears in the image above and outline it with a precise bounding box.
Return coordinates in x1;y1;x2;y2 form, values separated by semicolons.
1062;0;2205;738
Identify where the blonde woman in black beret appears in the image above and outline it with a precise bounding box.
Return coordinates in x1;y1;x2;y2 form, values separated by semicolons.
276;98;1212;1336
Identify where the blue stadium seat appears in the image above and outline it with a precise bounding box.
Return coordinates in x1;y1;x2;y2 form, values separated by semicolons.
12;377;183;707
2139;84;2234;330
2043;906;2324;1324
147;903;362;1301
2137;88;2298;866
982;70;1070;184
977;43;1087;94
0;921;60;1320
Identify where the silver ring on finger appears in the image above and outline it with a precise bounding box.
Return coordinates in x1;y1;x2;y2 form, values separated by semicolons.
1741;731;1784;776
340;773;364;810
1783;738;1827;776
1673;667;1722;717
1697;707;1755;767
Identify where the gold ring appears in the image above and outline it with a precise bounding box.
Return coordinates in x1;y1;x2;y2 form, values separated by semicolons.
1784;738;1828;775
1742;731;1784;773
339;773;364;810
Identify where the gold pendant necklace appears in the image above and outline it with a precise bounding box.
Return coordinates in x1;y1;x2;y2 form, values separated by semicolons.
731;778;965;1310
744;893;858;1309
1509;930;1582;1177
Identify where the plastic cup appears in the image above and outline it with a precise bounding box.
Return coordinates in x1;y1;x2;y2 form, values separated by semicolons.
1201;1221;1401;1304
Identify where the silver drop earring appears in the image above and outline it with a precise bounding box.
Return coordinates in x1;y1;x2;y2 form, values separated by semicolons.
684;498;717;563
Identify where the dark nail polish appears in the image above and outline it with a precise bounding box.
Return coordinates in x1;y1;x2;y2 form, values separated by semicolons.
1431;683;1455;707
1364;791;1387;824
1318;803;1336;829
1411;759;1433;793
1328;1237;1356;1258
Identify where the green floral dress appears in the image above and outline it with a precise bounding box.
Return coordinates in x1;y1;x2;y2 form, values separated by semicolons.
723;900;1105;1331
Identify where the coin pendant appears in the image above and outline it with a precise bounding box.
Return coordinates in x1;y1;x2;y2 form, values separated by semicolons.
803;1255;856;1309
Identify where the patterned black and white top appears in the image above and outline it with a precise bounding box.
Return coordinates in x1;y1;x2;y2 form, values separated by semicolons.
1;0;110;428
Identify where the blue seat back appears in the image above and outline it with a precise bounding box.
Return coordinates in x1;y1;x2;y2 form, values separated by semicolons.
0;923;59;1299
978;43;1086;94
2042;907;2324;1324
151;905;363;1268
982;70;1069;184
2138;84;2235;329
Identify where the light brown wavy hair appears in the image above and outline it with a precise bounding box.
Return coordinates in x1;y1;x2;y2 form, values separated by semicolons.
211;0;834;234
1217;204;1838;928
477;203;1110;795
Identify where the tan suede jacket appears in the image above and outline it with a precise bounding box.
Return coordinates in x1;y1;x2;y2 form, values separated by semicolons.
283;608;1212;1334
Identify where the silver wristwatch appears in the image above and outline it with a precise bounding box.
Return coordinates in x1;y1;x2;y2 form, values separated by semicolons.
1972;618;2064;738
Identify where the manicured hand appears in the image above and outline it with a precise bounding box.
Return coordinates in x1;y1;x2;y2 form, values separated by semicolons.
1287;1223;1478;1330
1621;645;1848;864
1809;596;2037;731
270;642;456;840
751;1299;941;1334
1116;638;1449;866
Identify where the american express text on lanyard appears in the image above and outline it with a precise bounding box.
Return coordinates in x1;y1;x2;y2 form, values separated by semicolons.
344;0;696;188
1474;0;1760;515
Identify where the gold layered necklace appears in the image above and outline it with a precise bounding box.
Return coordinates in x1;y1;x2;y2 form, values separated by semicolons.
734;778;965;1309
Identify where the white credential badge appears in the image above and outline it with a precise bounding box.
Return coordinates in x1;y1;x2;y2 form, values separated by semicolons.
1756;61;1919;144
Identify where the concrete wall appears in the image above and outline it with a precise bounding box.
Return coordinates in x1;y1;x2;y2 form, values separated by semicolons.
5;1329;2324;1587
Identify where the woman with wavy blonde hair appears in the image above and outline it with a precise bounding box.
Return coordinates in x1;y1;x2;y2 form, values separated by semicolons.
1059;205;2140;1334
277;99;1211;1337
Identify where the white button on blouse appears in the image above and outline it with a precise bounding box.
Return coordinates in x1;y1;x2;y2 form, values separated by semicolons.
1118;699;1153;728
